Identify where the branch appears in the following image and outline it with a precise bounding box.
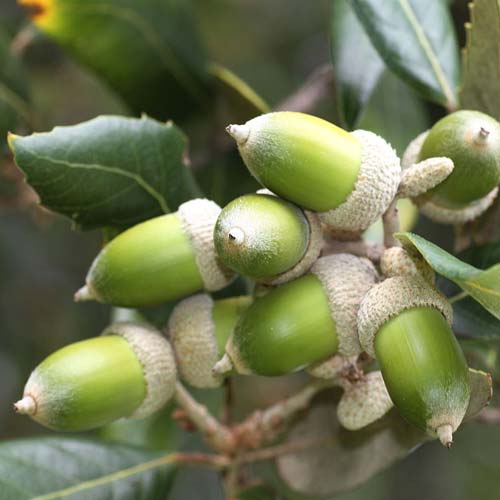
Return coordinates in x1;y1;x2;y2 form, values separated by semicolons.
233;379;333;448
382;198;400;248
474;407;500;425
276;64;334;113
174;382;235;453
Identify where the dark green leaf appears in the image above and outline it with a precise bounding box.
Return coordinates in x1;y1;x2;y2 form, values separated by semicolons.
350;0;459;109
357;71;430;155
274;392;429;497
0;437;175;500
460;0;500;119
330;0;384;129
23;0;212;121
0;28;31;146
238;485;280;500
8;115;200;230
396;232;500;320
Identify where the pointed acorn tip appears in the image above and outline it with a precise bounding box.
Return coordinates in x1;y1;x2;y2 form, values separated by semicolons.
225;124;250;145
212;354;233;376
437;424;453;449
74;284;94;302
14;395;36;416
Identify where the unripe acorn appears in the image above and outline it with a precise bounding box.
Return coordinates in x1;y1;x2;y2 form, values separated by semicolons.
75;199;235;307
14;322;176;431
358;277;471;447
214;192;322;284
169;294;252;388
226;111;400;234
403;110;500;224
213;254;378;376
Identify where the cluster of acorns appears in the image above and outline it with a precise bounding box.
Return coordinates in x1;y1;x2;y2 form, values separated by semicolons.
15;110;500;448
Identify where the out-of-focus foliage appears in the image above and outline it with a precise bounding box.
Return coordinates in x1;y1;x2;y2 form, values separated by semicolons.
460;0;500;119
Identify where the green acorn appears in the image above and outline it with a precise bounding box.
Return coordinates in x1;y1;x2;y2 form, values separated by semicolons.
403;110;500;224
358;276;471;447
75;199;235;307
213;254;378;376
14;322;176;431
214;192;323;284
169;294;252;388
226;111;400;234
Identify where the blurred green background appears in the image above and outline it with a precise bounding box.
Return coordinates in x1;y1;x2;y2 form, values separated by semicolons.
0;0;499;498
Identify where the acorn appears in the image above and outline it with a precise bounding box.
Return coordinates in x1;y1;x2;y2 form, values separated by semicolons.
226;111;400;235
357;276;471;447
14;322;177;431
214;192;323;285
169;294;252;388
402;110;500;224
213;254;379;376
75;199;235;307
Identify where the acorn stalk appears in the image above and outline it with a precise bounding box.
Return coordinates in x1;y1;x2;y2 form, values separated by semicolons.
76;199;234;308
226;112;400;233
14;322;176;431
214;192;322;284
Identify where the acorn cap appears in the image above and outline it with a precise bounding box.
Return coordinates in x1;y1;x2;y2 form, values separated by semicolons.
312;254;379;357
417;188;498;224
169;294;221;388
319;130;401;232
357;276;452;358
402;130;429;169
337;371;394;431
102;322;177;419
380;246;435;284
399;157;454;199
178;199;235;292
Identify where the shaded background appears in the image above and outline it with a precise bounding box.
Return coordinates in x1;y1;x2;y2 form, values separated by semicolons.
0;0;499;498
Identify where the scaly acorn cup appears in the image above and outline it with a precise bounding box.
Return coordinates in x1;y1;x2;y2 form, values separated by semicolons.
213;254;379;376
75;199;235;307
380;246;435;284
14;322;176;431
357;277;471;447
226;111;400;235
402;110;500;224
169;294;252;388
214;192;322;284
337;371;394;431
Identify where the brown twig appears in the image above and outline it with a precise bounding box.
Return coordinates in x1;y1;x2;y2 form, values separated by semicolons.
174;382;235;454
323;239;385;262
276;64;334;113
233;379;333;449
474;407;500;425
